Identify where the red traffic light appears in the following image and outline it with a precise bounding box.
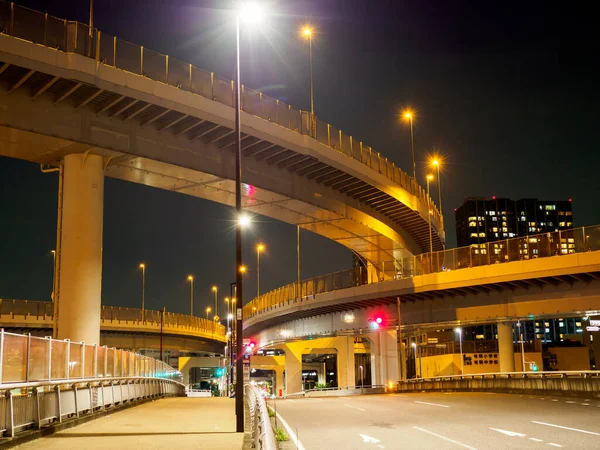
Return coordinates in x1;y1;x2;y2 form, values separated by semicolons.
375;317;383;324
249;342;255;348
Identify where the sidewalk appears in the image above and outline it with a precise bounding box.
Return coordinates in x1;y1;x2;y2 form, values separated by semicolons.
14;397;244;450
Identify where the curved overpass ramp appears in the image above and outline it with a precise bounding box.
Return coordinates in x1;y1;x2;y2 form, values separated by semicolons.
0;5;443;266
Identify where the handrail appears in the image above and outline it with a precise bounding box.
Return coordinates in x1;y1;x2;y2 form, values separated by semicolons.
0;328;182;385
0;0;441;230
244;223;599;319
245;383;277;450
400;370;600;383
0;300;227;341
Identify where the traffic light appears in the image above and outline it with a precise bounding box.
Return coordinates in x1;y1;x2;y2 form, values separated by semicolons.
369;316;384;330
215;367;225;377
245;341;256;354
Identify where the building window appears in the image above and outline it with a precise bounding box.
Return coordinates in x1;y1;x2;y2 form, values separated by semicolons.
468;216;477;221
545;205;556;210
567;222;572;226
470;233;478;238
559;222;565;227
469;221;477;227
479;233;486;237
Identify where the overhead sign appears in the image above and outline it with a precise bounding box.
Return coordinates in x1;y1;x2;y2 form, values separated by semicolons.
586;319;600;332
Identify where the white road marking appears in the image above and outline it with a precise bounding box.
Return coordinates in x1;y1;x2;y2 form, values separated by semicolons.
532;421;600;436
413;426;478;450
581;403;590;406
345;404;366;412
548;444;562;448
550;399;559;402
530;438;543;442
565;401;577;404
360;433;380;444
414;401;450;408
489;428;526;437
275;411;306;450
377;446;385;449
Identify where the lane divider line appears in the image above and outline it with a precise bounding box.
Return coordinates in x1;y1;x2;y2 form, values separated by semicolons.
532;421;600;436
344;404;366;412
413;426;478;450
414;401;450;408
276;411;306;450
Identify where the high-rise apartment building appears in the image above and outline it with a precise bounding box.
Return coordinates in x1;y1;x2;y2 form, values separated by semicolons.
455;197;573;248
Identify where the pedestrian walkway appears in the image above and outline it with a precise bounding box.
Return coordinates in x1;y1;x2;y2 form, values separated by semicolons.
14;397;243;450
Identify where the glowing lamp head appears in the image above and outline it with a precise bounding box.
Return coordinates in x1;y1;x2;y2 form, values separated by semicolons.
239;2;264;24
432;159;439;166
212;286;217;292
257;243;265;252
139;263;145;269
238;214;251;227
206;307;211;313
426;174;434;181
302;27;312;37
188;275;193;281
239;265;247;274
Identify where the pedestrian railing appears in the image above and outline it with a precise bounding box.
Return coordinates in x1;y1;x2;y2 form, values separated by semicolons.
286;384;386;398
244;223;600;319
0;0;441;228
0;300;227;342
397;371;600;398
0;329;185;438
245;383;277;450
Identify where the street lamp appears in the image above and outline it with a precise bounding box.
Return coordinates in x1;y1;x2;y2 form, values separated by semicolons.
234;2;266;431
256;243;265;297
206;306;211;321
139;263;146;321
188;275;194;316
426;174;434;264
402;109;416;191
411;342;422;379
301;25;315;135
212;286;219;320
359;365;364;394
50;250;56;302
430;157;443;217
454;327;463;375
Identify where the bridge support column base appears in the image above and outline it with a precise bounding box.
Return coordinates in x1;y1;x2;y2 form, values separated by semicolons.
55;153;104;344
369;330;398;385
497;321;515;373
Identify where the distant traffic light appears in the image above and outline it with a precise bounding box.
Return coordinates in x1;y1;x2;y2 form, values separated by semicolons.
369;316;384;330
245;341;256;354
215;367;226;377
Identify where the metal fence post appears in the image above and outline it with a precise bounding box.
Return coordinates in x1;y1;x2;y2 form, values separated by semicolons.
113;35;117;67
26;333;31;382
0;329;4;384
65;339;70;380
47;336;52;380
140;45;144;75
93;344;98;378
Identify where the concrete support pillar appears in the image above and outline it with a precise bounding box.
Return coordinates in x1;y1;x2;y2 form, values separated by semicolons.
369;330;399;385
497;322;515;373
284;345;302;396
56;154;104;344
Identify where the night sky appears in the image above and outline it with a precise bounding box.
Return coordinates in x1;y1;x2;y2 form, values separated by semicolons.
1;0;598;315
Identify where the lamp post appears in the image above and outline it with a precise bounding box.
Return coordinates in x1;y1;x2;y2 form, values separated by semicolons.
206;306;211;321
188;275;194;316
454;327;463;375
301;26;314;135
402;110;416;191
234;3;265;431
411;342;422;379
426;174;434;255
50;250;56;302
256;243;265;297
431;158;443;217
212;286;219;320
139;263;146;321
359;365;364;394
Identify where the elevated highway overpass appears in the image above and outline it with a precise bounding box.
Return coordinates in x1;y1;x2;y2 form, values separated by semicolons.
0;300;226;353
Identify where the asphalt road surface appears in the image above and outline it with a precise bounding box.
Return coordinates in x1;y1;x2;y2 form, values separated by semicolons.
272;392;600;450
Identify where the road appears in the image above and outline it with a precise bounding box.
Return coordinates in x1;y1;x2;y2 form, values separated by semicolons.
271;392;600;450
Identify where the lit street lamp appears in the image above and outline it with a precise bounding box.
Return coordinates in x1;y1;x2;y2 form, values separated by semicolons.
426;174;434;256
301;25;315;135
430;157;443;217
188;275;194;316
256;243;265;297
411;342;422;379
454;327;464;375
402;109;416;190
234;2;266;431
212;285;219;320
359;365;364;394
50;250;56;302
139;263;146;321
206;306;211;321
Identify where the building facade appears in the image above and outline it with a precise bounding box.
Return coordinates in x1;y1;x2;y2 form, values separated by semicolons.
455;197;573;249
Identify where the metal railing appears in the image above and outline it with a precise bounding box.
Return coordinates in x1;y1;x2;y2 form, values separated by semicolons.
245;383;277;450
0;329;185;437
286;384;386;398
0;300;227;341
396;371;600;397
0;0;441;227
244;224;600;319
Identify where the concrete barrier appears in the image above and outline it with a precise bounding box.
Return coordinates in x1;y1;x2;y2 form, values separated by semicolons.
397;371;600;399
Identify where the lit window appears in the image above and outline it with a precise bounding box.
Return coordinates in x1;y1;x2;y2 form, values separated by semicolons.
479;233;486;237
480;244;486;248
529;238;538;243
545;205;556;210
474;249;480;254
481;249;487;254
502;227;507;232
566;211;572;216
509;233;515;237
494;233;499;238
535;322;539;326
540;222;545;226
545;328;550;333
521;217;526;221
567;222;572;226
488;211;495;216
576;322;582;327
468;216;477;221
539;205;543;210
470;233;478;238
529;222;536;226
544;322;550;326
559;322;564;327
502;222;507;226
492;227;498;232
533;249;539;254
548;222;553;227
567;238;574;243
492;217;498;221
559;222;565;227
469;221;477;227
